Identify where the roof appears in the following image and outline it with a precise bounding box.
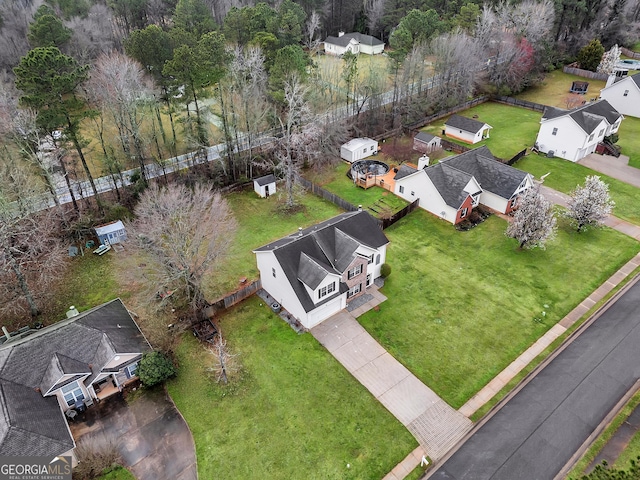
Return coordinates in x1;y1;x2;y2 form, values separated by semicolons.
415;132;439;143
394;164;418;180
325;32;384;48
425;163;475;209
603;72;640;90
541;100;622;134
341;137;377;152
442;146;531;199
254;174;276;186
445;115;491;134
0;299;150;458
254;211;388;312
94;220;125;236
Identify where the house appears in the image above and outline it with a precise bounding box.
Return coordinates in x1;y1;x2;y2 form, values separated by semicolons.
341;138;378;162
0;299;150;459
413;131;442;153
324;32;385;56
253;174;277;198
444;115;492;144
600;72;640;117
535;99;623;162
94;220;127;245
253;211;388;329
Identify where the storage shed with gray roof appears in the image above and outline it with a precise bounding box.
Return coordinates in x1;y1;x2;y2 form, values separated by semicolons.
444;115;492;144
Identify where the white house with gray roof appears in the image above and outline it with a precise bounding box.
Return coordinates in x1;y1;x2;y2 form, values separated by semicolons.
535;99;623;162
253;211;388;329
600;73;640;117
324;32;385;56
444;115;492;144
0;299;150;459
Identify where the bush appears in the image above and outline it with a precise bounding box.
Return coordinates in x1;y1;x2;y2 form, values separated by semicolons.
577;39;605;72
137;351;177;387
73;436;121;480
380;263;391;278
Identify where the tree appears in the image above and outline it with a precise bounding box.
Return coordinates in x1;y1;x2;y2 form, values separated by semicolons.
577;39;605;72
206;336;239;384
137;351;177;387
28;6;72;48
565;175;614;232
597;44;621;74
389;9;441;57
173;0;216;37
124;25;174;82
454;3;481;33
128;183;237;312
506;188;557;249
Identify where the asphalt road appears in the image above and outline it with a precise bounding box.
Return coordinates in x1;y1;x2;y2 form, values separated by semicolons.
430;276;640;480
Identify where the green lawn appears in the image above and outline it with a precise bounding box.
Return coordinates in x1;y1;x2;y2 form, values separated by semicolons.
203;191;343;300
515;155;640;225
167;297;417;479
516;69;606;108
617;115;640;169
97;466;135;480
358;210;640;408
420;101;541;160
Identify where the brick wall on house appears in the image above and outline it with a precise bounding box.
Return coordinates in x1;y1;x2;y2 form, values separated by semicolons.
342;256;368;299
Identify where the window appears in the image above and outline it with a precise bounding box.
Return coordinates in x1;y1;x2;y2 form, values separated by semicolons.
624;89;629;97
510;197;517;208
272;267;276;278
318;282;336;299
411;191;415;196
363;148;367;153
589;133;594;141
399;185;405;194
125;361;139;379
347;264;363;280
460;207;468;218
368;255;374;264
599;129;604;137
370;145;374;151
61;381;85;407
347;283;361;299
376;254;380;265
552;127;558;136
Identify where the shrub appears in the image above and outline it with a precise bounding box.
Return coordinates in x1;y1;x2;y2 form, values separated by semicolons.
73;436;121;479
577;39;605;72
137;351;177;387
380;263;391;278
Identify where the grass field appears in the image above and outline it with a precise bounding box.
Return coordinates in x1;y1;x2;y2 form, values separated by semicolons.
617;115;640;169
420;101;541;160
97;466;135;480
167;297;417;480
516;69;606;108
515;154;640;225
358;210;640;408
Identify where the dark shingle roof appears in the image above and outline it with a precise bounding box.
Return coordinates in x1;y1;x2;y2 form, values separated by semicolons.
443;146;531;199
445;115;490;134
425;163;474;209
255;211;388;312
325;32;384;48
415;132;438;143
394;164;418;180
254;174;276;186
542;100;622;134
631;73;640;88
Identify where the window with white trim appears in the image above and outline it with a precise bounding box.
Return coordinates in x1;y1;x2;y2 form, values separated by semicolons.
510;197;517;208
370;146;374;151
61;381;85;407
460;207;468;218
347;283;361;299
363;148;367;153
125;361;139;379
589;133;594;141
272;268;276;278
318;282;336;299
368;255;374;264
624;89;629;97
411;191;415;196
347;264;363;280
399;185;404;194
599;129;604;137
376;254;380;265
552;127;558;136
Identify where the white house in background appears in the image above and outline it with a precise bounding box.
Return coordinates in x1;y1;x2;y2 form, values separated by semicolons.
444;115;492;144
253;174;277;198
324;32;385;56
253;211;388;329
341;138;378;162
535;99;623;162
413;131;442;153
600;72;640;117
94;220;127;245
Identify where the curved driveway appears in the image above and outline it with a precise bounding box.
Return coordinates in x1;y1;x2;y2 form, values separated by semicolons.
430;275;640;480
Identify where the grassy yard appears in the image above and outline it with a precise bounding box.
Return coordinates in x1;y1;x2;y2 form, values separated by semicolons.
167;297;417;479
516;69;606;108
97;466;135;480
420;101;541;160
358;210;640;408
515;154;640;225
617;115;640;169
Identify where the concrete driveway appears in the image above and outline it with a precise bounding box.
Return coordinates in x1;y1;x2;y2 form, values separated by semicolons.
70;387;197;480
429;275;640;479
578;153;640;188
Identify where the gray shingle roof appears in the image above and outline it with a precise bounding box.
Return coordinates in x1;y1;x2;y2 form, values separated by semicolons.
542;99;622;134
298;253;330;289
254;174;276;186
445;115;490;134
415;131;438;143
425;163;474;209
325;32;384;48
443;146;531;199
394;164;418;180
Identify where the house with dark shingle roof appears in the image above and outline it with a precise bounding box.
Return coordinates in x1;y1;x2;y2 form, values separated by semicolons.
0;299;150;459
535;99;623;162
444;115;492;144
324;32;384;56
600;72;640;118
253;211;388;329
413;131;441;154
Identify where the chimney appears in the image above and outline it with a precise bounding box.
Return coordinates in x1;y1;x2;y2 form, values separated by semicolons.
338;31;345;37
2;326;10;339
418;155;430;170
66;306;79;318
298;227;303;236
358;205;362;211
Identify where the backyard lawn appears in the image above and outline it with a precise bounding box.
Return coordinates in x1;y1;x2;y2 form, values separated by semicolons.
515;154;640;225
617;115;640;169
358;210;640;409
515;69;606;108
420;101;541;160
168;296;417;479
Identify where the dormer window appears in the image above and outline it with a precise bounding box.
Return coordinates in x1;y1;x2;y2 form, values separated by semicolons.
318;282;336;299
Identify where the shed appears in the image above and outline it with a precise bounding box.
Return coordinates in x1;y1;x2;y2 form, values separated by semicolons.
340;138;378;163
444;115;492;144
413;131;442;153
253;174;277;198
94;220;127;245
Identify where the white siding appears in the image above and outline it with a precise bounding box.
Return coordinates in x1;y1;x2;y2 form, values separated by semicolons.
480;191;509;213
103;353;140;370
307;273;341;306
253;181;276;198
256;251;308;323
600;78;640;118
395;171;458;224
444;125;477;144
536;117;606;162
340;138;378;162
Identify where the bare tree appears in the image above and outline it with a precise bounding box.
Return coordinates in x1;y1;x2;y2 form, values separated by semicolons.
206;335;239;384
128;183;237;312
597;44;621;74
506;187;557;249
565;175;615;232
304;10;321;53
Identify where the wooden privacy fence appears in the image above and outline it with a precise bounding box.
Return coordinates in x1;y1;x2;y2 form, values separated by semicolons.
296;175;359;213
440;138;470;154
380;199;419;229
492;95;547;112
506;148;527;166
621;47;640;60
404;96;489;132
563;64;609;81
205;279;262;315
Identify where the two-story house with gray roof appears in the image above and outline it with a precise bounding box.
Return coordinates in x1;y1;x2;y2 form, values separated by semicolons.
535;99;623;162
600;72;640;118
0;299;150;459
253;211;389;329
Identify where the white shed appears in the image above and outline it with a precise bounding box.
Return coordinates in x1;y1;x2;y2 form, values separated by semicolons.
94;220;127;245
340;138;378;163
253;174;277;198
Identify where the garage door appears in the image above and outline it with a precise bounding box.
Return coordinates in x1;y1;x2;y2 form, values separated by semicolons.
306;296;344;329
